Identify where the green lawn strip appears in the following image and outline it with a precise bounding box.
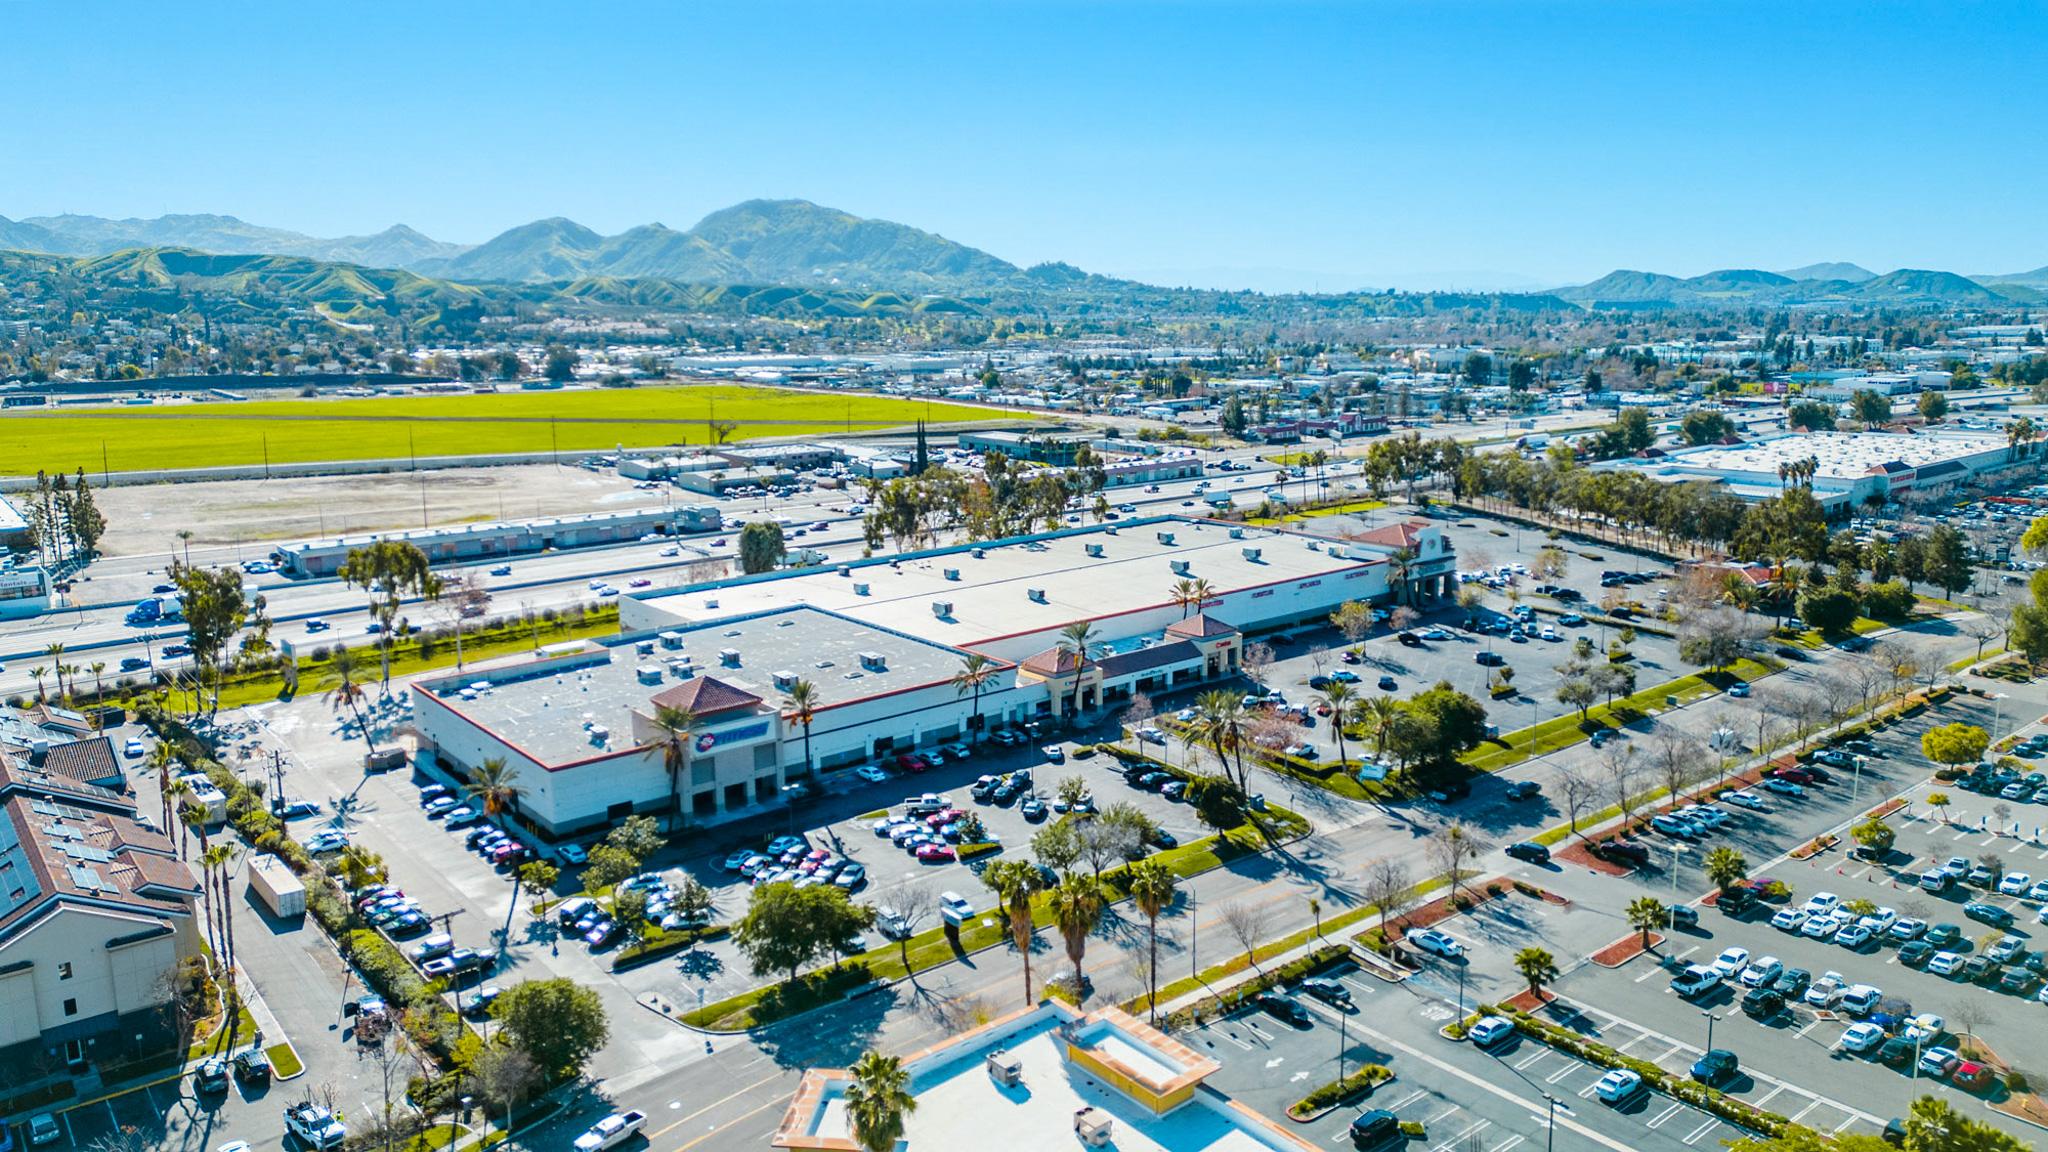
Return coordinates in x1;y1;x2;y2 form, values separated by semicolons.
682;806;1308;1031
1949;646;2010;673
855;809;888;821
1462;658;1780;776
265;1043;305;1078
188;997;260;1061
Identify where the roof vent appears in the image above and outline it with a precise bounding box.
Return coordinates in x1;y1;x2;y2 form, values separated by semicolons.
1307;540;1322;551
669;660;694;679
1084;543;1105;558
853;582;870;596
858;651;888;671
635;640;655;656
719;648;741;667
932;601;953;619
971;547;987;559
1228;527;1245;540
943;568;961;581
1026;588;1048;604
1156;531;1176;545
1169;559;1191;576
1242;547;1263;562
836;565;851;577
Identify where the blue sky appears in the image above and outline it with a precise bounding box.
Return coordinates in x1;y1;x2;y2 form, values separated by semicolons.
4;1;2042;290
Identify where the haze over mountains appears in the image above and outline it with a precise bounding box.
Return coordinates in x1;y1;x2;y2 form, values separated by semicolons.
2;199;2047;306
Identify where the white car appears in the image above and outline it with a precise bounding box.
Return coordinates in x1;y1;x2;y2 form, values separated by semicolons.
1770;907;1807;932
1804;972;1847;1008
574;1110;648;1152
2000;872;2034;897
855;765;891;783
1041;745;1065;762
939;891;975;921
1838;985;1882;1015
1856;907;1898;934
1803;892;1841;917
1408;928;1465;959
1468;1015;1514;1047
1927;951;1966;977
1839;1022;1886;1053
1800;914;1842;940
1738;956;1783;988
558;843;588;865
1594;1069;1643;1104
1723;789;1768;811
1710;946;1750;979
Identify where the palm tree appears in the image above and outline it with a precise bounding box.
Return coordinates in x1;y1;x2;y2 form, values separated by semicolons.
1319;682;1356;766
199;843;233;973
782;679;819;779
1127;860;1177;1023
163;778;194;857
216;844;242;974
1514;946;1559;999
1349;694;1402;762
1169;578;1200;619
28;666;45;704
651;704;701;831
44;643;65;698
1386;547;1416;606
1055;620;1100;725
325;649;370;747
1625;896;1666;948
149;741;178;830
176;529;195;566
89;660;106;701
1704;846;1748;893
1191;689;1247;787
59;664;78;704
844;1051;917;1152
466;757;525;833
982;859;1045;1005
950;654;997;745
180;801;210;864
1047;873;1102;997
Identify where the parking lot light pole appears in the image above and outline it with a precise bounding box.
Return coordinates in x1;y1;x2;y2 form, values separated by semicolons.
1701;1009;1722;1052
1543;1094;1562;1152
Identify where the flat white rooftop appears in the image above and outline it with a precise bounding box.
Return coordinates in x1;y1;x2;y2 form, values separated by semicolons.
782;1009;1309;1152
638;516;1378;645
1660;431;2005;480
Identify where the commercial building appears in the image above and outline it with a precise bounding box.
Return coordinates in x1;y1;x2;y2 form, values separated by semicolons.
0;495;30;549
0;757;201;1081
411;514;1450;839
0;560;52;620
774;1000;1315;1152
1593;429;2023;512
274;505;721;577
956;430;1097;465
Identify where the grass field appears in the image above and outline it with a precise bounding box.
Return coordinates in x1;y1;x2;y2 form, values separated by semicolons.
0;384;999;476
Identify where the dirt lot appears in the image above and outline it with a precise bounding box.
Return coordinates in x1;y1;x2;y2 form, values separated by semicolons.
91;464;662;556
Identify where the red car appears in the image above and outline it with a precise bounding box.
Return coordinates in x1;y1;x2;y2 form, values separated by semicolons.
896;753;929;774
925;808;966;827
1953;1061;1994;1091
915;843;956;863
1769;767;1814;785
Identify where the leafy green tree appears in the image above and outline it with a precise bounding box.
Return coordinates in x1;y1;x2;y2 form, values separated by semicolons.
1851;819;1895;858
492;978;610;1079
584;844;640;894
1921;722;1989;770
337;539;441;688
738;521;786;574
1848;390;1893;425
168;562;248;713
1030;817;1084;873
1861;580;1915;619
734;882;873;983
543;344;577;382
2011;601;2048;663
1918;390;1949;421
1385;681;1489;771
1679;409;1736;445
1786;400;1838;432
1797;586;1858;634
605;814;664;861
1923;525;1975;597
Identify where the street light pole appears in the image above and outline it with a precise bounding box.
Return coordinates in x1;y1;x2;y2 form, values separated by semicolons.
1702;1009;1721;1052
1544;1095;1561;1152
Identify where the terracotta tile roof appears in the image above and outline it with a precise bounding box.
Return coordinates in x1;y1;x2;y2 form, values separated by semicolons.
647;676;762;718
1019;647;1084;677
1165;612;1238;640
1350;520;1428;549
41;737;121;788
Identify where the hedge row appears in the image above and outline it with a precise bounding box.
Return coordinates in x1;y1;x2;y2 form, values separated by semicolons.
1291;1063;1392;1116
1501;1006;1808;1139
611;923;729;971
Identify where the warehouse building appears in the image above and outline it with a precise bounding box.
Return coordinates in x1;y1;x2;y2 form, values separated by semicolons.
1593;429;2023;511
273;505;721;577
412;515;1451;839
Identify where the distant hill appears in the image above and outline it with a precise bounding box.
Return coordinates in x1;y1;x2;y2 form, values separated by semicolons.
1559;264;2027;308
1780;261;1876;283
16;212;474;267
0;215;60;253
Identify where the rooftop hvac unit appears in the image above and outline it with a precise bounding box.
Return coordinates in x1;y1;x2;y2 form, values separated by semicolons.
858;651;888;671
986;1049;1024;1088
635;640;655;656
658;631;684;649
1242;547;1263;562
1228;527;1245;540
1169;559;1191;575
852;582;871;596
635;664;663;685
1084;543;1105;558
1307;540;1321;551
943;568;961;581
1026;588;1048;603
719;648;741;667
836;565;851;577
932;601;953;618
772;670;796;689
669;661;694;679
1156;531;1176;545
971;547;987;559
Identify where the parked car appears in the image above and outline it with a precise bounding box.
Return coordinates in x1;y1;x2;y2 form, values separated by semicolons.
1407;928;1465;959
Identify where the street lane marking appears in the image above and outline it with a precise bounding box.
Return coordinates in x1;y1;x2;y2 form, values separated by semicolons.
642;1068;797;1140
667;1096;790;1152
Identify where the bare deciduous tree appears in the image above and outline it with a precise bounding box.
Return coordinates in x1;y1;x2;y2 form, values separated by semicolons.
1647;733;1708;808
1362;857;1412;937
1600;743;1642;822
1219;900;1272;970
1428;821;1490;905
1555;764;1600;837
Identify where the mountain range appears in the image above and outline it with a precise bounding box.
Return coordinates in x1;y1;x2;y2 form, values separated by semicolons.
3;199;2048;307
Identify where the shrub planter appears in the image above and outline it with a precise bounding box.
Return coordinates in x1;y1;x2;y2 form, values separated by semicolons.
1287;1065;1393;1121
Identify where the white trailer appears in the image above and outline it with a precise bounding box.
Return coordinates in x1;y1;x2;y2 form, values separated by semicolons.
248;854;306;918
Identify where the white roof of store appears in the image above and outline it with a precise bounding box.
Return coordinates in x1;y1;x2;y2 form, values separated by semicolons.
1650;431;2006;481
639;517;1381;646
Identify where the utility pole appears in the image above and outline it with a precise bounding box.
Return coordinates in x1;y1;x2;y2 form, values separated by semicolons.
271;750;286;810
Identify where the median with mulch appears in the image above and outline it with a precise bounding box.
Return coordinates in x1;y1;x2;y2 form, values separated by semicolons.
1590;932;1662;968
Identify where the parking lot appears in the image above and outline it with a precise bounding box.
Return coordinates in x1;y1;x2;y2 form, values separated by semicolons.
1184;961;1736;1152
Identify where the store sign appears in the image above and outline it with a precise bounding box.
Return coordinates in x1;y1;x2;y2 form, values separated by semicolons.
696;719;771;752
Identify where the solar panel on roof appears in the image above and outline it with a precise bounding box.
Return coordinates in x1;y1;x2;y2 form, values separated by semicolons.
0;815;43;919
68;864;103;892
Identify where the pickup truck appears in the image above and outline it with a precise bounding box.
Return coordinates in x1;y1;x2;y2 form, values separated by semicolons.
284;1102;347;1149
574;1109;648;1152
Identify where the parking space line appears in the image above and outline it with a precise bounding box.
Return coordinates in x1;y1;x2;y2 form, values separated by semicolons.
1790;1099;1824;1123
1426;1104;1463;1123
1386;1089;1428;1114
1432;1119;1489;1152
1546;1062;1580;1085
1647;1102;1683;1128
1651;1043;1685;1066
1793;1019;1819;1038
1684;1118;1722;1145
1575;1081;1600;1099
1615;1033;1651;1053
1755;1085;1785;1108
1493;1135;1525;1152
1833;1116;1861;1134
1633;966;1660;983
1514;1048;1549;1070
